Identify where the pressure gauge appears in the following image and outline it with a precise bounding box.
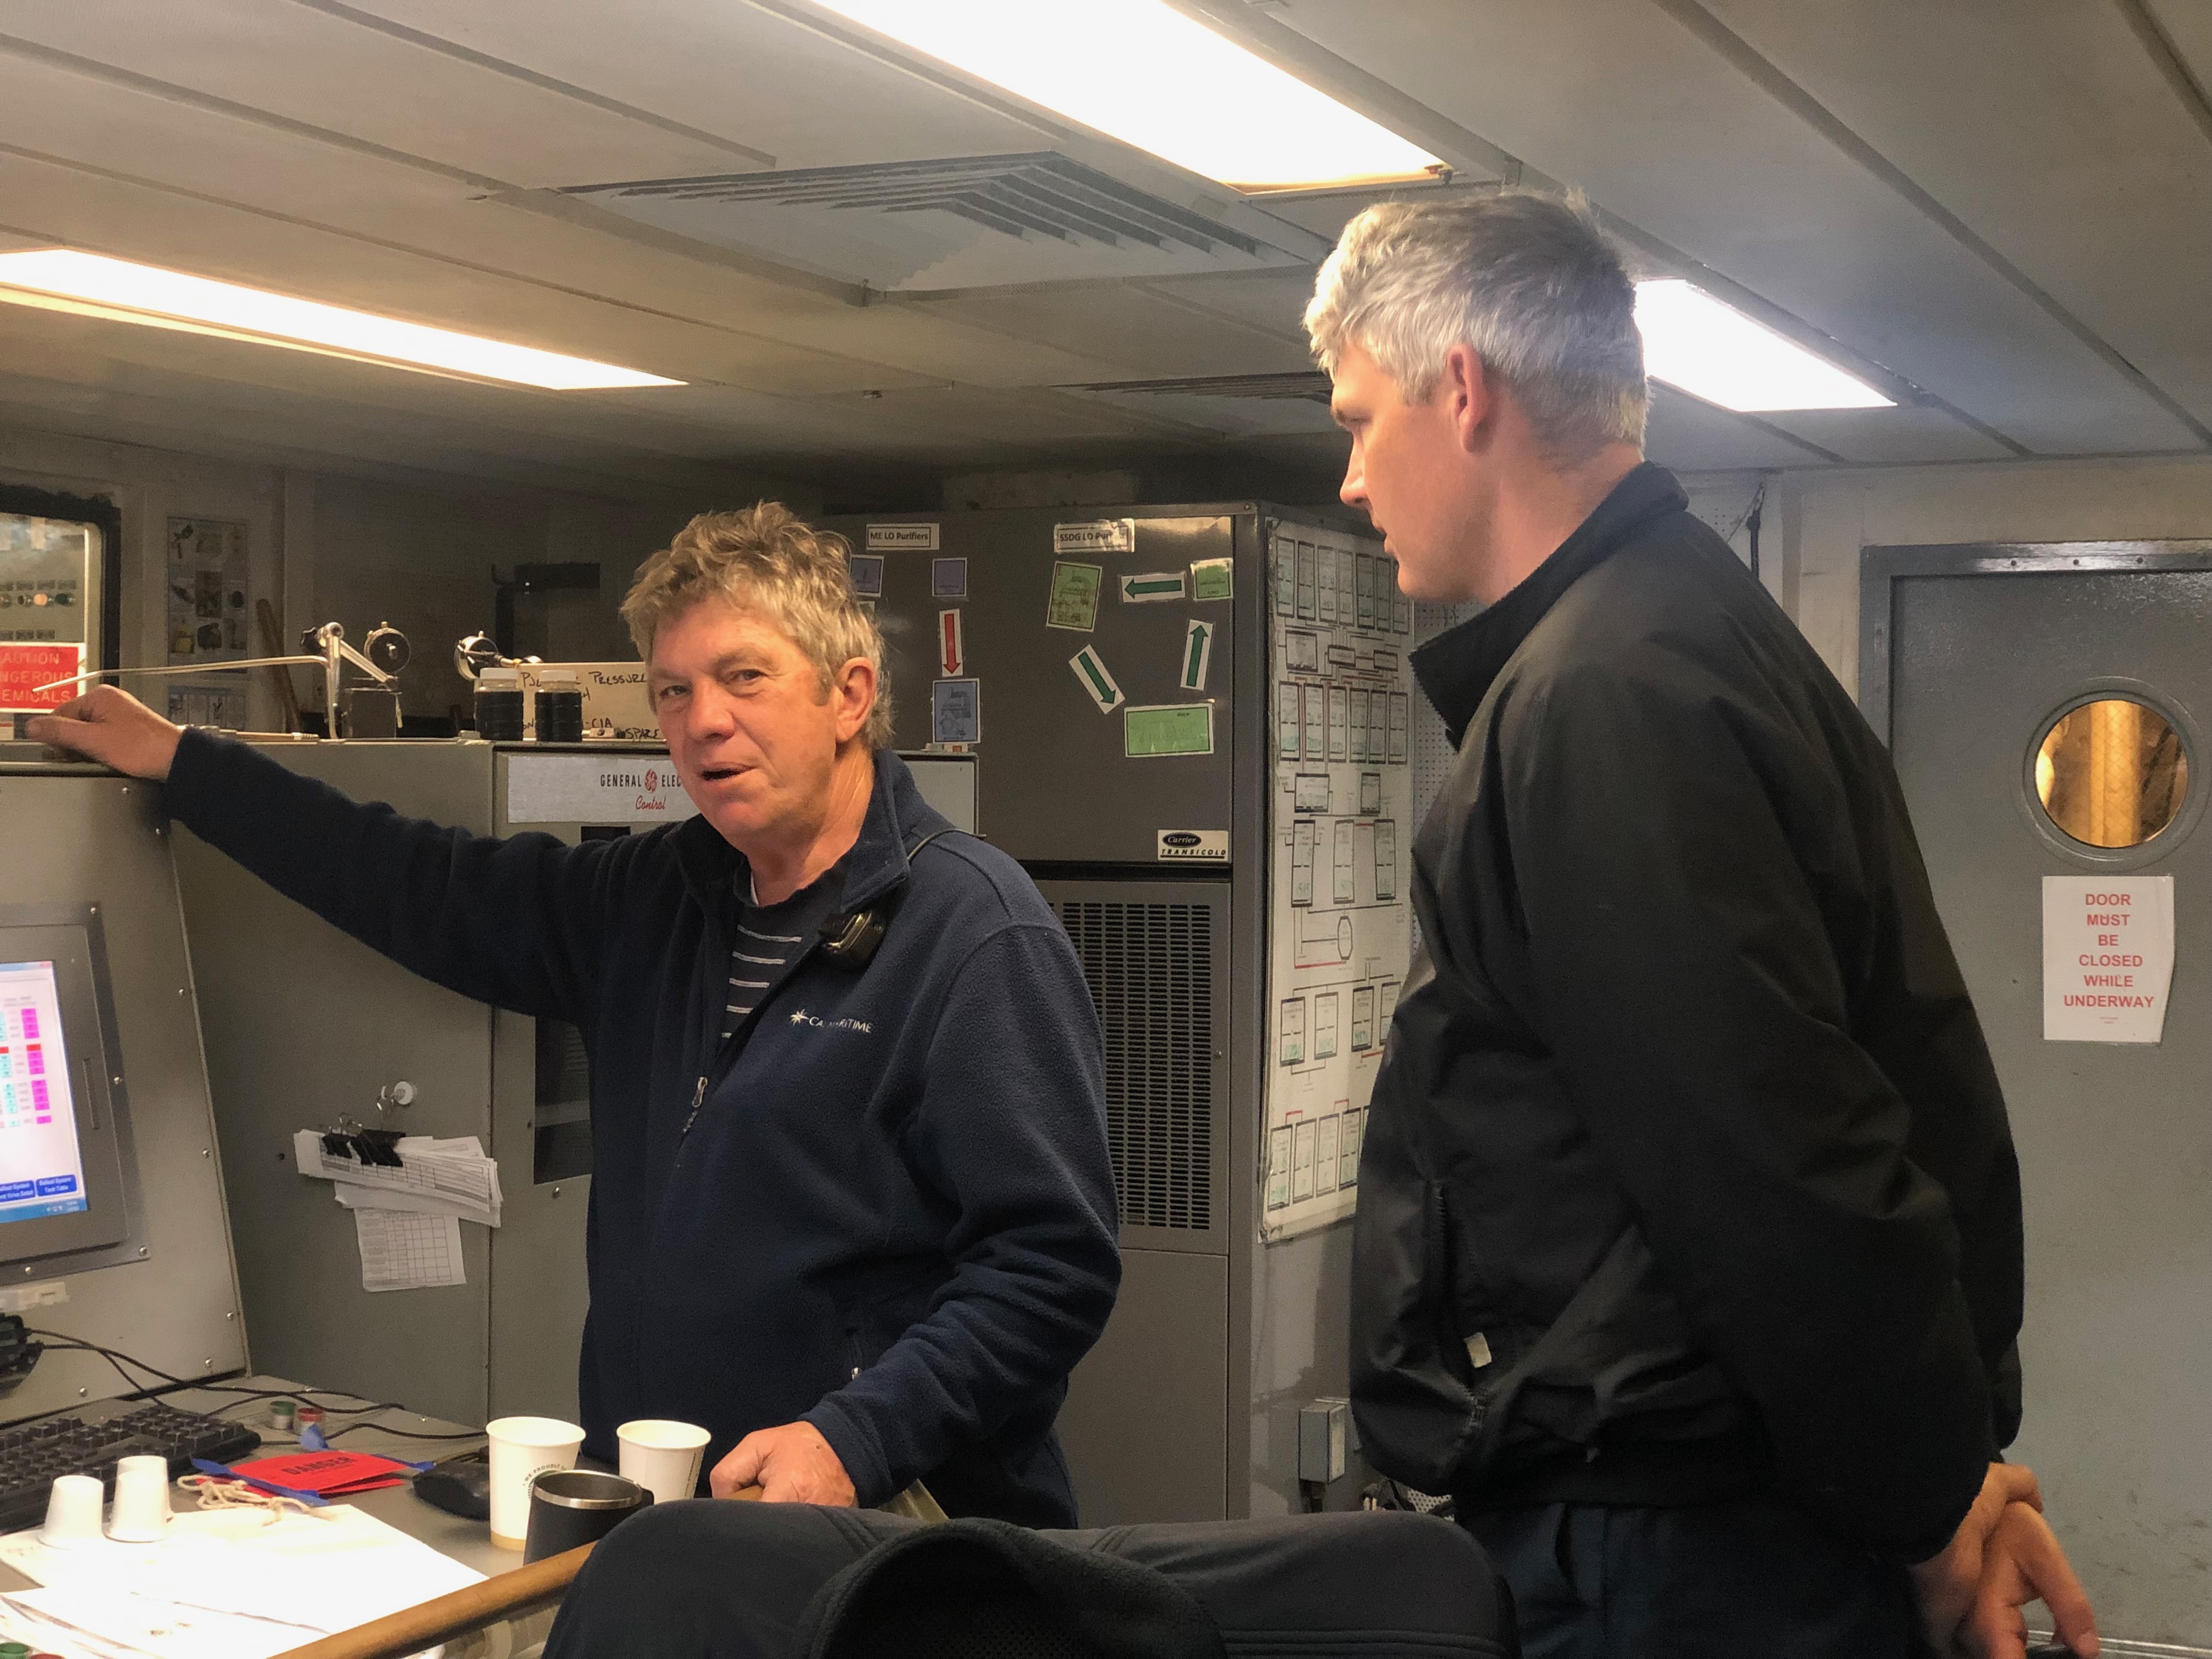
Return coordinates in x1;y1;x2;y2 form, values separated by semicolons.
365;623;411;676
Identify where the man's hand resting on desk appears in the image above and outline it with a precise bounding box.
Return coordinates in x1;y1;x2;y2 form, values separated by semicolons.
1910;1462;2098;1658
710;1421;856;1506
25;686;183;781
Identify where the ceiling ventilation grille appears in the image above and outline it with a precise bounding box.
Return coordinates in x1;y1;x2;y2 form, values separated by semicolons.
560;153;1302;291
577;153;1262;258
1068;371;1333;404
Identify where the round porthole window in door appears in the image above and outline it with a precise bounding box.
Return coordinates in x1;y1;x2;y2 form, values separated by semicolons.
2033;697;2190;849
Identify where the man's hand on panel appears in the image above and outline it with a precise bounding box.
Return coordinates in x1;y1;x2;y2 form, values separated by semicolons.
26;686;184;781
709;1420;856;1506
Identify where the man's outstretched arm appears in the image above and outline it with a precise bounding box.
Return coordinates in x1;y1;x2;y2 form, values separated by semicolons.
33;686;611;1022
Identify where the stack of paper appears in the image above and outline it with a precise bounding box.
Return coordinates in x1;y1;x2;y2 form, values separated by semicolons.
0;1503;483;1658
291;1132;503;1293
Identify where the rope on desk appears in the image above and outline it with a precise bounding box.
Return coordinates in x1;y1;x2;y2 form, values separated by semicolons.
268;1540;595;1659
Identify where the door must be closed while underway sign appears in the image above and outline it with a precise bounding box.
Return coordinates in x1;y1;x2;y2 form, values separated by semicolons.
2042;874;2175;1043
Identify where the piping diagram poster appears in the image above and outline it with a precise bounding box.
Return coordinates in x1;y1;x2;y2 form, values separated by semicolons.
1261;523;1414;1242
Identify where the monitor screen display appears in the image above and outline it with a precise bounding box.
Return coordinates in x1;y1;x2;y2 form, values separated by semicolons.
0;961;88;1222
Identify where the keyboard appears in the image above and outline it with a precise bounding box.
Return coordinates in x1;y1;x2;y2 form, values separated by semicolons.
0;1400;262;1532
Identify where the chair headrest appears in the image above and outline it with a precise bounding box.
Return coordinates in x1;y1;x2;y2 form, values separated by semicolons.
800;1516;1226;1659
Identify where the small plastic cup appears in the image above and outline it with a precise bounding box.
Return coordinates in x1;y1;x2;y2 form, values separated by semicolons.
38;1474;104;1548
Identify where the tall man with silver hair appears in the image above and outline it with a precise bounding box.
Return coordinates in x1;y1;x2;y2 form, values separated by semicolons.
1313;194;2097;1658
30;504;1122;1527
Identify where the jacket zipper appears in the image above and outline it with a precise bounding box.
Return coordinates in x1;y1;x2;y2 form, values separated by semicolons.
674;940;823;1152
670;848;919;1153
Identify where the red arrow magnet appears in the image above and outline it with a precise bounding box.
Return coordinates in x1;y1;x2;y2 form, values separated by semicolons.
939;608;964;676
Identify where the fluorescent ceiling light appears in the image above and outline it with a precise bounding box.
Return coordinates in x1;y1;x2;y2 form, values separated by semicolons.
811;0;1443;193
0;250;683;390
1634;279;1891;411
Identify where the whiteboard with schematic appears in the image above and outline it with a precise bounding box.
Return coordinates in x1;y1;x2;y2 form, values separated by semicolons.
1261;522;1415;1243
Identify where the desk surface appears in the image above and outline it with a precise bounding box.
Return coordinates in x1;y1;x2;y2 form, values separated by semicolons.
0;1373;504;1588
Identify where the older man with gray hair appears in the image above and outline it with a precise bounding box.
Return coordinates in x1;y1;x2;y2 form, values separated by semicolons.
1315;193;2095;1658
31;503;1121;1528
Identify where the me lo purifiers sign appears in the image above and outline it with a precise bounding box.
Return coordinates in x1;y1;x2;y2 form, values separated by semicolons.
2042;875;2175;1043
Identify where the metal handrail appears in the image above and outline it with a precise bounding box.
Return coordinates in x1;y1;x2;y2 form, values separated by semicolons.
35;622;404;735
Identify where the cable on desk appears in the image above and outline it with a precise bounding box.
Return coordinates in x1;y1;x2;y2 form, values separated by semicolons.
25;1329;486;1441
320;1420;484;1443
30;1336;172;1399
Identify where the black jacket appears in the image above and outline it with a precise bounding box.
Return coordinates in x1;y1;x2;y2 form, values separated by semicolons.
1352;464;2022;1559
166;735;1121;1526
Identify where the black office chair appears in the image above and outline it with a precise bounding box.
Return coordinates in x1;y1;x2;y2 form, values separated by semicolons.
542;1500;1519;1659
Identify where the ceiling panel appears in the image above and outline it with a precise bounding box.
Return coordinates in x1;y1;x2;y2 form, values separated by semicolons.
0;0;2203;495
1760;404;2014;465
0;301;823;467
906;285;1317;380
0;46;1167;395
1701;0;2212;430
0;357;751;498
1644;385;1837;471
331;0;1052;171
784;382;1197;463
1053;383;1340;443
1267;0;2207;455
0;115;938;397
2146;0;2212;98
1135;269;1318;346
0;1;770;187
1241;428;1369;484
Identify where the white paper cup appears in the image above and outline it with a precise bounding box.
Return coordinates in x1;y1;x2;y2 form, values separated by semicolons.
105;1454;173;1542
617;1419;712;1506
40;1473;104;1548
485;1417;585;1550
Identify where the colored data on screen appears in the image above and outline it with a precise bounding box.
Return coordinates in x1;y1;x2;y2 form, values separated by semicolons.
0;962;89;1222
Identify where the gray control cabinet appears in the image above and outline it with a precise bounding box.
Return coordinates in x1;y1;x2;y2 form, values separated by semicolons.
0;763;247;1419
826;503;1384;1522
174;740;659;1427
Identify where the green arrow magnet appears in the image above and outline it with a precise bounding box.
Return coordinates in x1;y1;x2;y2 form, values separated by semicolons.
1069;644;1125;713
1181;619;1215;692
1120;571;1186;603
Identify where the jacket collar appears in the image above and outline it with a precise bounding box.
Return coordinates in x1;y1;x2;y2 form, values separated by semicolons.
672;748;951;914
1409;461;1689;748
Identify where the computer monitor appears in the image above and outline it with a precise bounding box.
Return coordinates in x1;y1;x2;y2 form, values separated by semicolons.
0;907;136;1268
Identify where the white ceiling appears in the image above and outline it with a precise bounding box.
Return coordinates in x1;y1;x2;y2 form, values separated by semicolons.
0;0;2207;503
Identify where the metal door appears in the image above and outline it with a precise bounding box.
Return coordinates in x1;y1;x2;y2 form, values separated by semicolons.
1865;544;2212;1650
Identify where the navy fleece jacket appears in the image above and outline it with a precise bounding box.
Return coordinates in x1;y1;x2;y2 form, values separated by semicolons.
165;733;1121;1526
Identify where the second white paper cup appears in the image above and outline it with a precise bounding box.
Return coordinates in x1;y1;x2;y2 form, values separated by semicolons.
486;1415;585;1549
617;1419;711;1506
105;1454;173;1542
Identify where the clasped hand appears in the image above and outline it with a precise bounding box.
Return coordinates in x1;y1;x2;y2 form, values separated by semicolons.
1910;1463;2097;1658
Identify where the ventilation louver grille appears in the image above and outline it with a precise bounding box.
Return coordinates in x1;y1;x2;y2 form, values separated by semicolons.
1056;900;1214;1231
1066;371;1334;404
571;153;1262;256
558;153;1299;290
